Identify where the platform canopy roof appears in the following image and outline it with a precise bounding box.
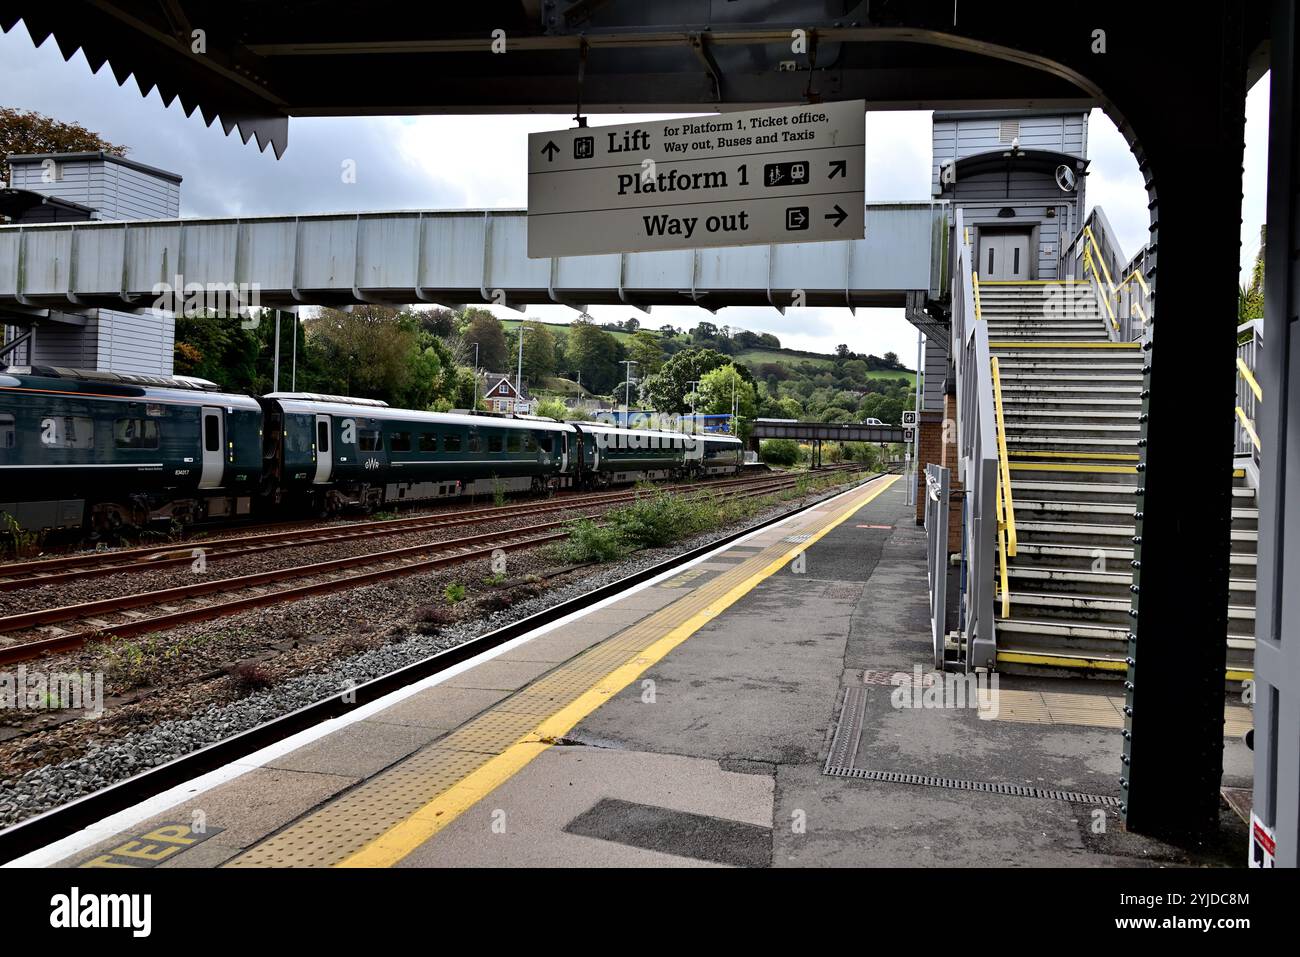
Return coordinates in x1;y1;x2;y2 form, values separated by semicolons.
0;0;1154;160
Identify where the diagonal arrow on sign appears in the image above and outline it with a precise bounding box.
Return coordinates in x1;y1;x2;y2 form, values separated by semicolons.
829;159;847;179
825;204;848;228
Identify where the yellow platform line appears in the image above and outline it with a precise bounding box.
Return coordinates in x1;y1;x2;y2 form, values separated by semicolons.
336;475;900;868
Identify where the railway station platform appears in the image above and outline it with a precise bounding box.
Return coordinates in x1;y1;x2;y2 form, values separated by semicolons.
28;475;1253;868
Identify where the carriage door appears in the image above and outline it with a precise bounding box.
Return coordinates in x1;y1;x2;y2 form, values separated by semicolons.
200;407;224;489
560;433;569;472
314;414;333;484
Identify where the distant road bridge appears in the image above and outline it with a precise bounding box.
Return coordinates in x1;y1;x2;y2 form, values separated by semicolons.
750;420;904;445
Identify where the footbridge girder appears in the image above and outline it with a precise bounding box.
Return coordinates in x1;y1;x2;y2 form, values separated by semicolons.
0;204;947;315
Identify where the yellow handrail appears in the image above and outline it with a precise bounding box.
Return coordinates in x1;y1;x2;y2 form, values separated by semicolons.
1237;356;1263;402
991;356;1017;618
972;270;983;319
1237;406;1261;450
1082;244;1120;332
1114;268;1151;300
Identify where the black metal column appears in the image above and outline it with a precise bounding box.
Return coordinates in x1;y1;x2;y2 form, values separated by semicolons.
1120;4;1251;842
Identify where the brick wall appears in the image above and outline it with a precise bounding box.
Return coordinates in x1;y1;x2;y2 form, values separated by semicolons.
914;410;944;525
941;392;964;554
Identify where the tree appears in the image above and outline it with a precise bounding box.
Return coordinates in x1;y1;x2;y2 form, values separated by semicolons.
304;306;422;402
0;107;128;184
638;347;740;414
627;330;666;376
697;363;758;438
462;309;509;371
417;307;458;339
566;318;625;394
517;320;557;382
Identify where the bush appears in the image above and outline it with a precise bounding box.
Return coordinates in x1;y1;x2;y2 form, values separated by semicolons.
444;583;467;604
760;438;801;466
608;490;717;548
555;519;628;563
841;442;883;469
534;398;569;421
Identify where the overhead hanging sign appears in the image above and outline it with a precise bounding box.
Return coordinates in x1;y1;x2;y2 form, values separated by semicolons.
527;99;865;258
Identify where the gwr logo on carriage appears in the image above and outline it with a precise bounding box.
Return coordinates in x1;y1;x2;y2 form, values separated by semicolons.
527;100;865;257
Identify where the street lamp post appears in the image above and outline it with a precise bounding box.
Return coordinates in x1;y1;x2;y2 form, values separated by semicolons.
471;341;480;411
515;324;530;403
620;360;638;423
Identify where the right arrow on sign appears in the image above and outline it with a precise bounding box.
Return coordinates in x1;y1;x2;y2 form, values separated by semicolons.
829;159;847;179
825;204;848;228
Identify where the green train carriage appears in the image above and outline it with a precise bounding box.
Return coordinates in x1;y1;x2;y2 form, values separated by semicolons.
0;367;263;533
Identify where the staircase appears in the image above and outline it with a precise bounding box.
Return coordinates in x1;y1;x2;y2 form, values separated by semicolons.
982;281;1258;677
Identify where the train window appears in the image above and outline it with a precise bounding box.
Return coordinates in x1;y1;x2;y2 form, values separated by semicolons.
204;415;220;452
506;433;522;453
536;434;552;453
444;434;462;452
0;414;14;449
389;432;412;452
39;415;94;449
114;418;159;450
358;430;382;451
317;421;330;453
419;433;437;452
488;433;504;453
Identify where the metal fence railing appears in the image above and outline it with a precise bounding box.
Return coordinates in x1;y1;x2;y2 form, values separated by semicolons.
946;209;998;670
925;463;950;669
1061;206;1152;343
1237;319;1263;480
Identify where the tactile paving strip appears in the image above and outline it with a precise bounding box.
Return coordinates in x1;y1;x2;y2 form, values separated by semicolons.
228;478;892;867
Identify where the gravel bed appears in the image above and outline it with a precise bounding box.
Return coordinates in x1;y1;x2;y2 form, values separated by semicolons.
0;506;601;618
0;472;871;829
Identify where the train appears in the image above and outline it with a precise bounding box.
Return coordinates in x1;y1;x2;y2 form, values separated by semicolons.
0;366;744;536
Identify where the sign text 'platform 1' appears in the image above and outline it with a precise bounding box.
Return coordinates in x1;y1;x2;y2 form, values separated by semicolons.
527;100;865;258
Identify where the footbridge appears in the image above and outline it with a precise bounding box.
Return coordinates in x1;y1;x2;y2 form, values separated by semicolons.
0;203;946;315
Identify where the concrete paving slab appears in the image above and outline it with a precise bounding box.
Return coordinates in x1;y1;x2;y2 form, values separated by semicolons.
56;767;355;865
440;657;557;691
396;746;773;868
480;624;624;664
267;720;445;778
365;685;512;730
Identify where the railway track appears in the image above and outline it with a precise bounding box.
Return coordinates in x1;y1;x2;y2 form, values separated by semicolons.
0;468;858;592
0;467;865;664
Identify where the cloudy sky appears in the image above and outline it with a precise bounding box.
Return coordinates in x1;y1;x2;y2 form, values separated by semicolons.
0;27;1272;364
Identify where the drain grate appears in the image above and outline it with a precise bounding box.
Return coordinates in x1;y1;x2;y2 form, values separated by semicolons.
781;534;812;543
825;686;866;771
821;766;1122;807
